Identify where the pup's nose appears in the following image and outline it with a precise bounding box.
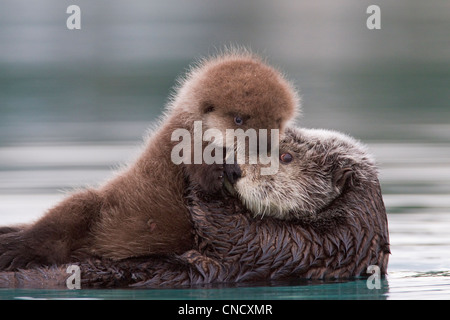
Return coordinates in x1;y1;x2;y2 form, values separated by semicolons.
224;162;242;184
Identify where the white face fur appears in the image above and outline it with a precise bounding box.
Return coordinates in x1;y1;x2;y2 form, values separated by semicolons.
233;127;375;220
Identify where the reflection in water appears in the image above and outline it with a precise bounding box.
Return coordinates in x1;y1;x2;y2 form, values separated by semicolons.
0;278;391;300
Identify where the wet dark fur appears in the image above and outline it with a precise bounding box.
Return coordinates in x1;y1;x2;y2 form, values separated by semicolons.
0;174;390;288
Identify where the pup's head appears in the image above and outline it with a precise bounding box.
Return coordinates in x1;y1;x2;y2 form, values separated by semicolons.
170;48;300;145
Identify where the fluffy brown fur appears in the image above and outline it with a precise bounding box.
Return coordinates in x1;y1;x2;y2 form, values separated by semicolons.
0;49;299;270
0;126;390;289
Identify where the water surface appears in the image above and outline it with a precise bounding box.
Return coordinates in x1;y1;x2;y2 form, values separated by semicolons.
0;0;449;300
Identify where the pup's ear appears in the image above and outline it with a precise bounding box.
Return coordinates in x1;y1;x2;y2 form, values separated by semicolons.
332;167;354;193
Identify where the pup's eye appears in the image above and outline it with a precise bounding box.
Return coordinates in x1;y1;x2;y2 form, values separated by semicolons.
280;153;293;164
234;116;244;125
203;104;215;114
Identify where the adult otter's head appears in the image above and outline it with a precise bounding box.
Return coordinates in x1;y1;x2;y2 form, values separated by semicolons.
168;48;300;143
231;126;379;221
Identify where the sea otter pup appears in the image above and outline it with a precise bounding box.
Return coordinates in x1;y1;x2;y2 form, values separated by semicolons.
0;49;299;270
0;127;390;288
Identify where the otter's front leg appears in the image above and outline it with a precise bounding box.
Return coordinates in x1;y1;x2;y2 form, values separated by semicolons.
179;249;226;283
0;190;102;271
130;250;229;288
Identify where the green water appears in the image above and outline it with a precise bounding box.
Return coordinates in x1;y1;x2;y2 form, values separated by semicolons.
1;272;449;300
0;0;449;300
0;279;391;300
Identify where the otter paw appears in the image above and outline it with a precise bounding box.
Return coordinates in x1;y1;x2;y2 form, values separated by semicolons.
202;164;225;194
179;250;224;277
188;163;225;194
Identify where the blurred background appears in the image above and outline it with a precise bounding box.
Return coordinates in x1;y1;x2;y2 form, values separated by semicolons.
0;0;449;298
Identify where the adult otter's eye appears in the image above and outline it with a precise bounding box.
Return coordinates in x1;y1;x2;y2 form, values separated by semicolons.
234;116;244;126
280;153;293;164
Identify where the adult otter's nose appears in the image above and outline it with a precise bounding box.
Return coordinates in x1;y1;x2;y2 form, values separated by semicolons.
224;162;242;184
